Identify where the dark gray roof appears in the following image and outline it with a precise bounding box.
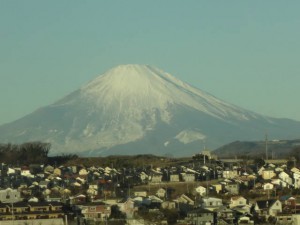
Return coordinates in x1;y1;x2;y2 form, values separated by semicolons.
256;199;277;209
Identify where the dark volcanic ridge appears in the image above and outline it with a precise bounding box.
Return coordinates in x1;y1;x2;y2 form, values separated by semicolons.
213;138;300;158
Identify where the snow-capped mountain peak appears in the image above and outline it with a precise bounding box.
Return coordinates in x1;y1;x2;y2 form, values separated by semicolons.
80;64;255;121
1;64;299;156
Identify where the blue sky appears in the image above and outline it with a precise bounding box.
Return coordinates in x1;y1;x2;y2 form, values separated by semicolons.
1;1;300;125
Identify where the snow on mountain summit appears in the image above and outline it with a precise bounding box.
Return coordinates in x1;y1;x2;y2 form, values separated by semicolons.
80;64;255;121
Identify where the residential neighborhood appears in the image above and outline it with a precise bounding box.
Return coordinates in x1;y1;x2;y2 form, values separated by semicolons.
0;152;300;225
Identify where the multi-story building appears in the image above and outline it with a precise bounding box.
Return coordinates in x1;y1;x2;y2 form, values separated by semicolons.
0;202;64;221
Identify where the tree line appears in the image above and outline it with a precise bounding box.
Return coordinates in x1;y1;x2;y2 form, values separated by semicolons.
0;142;50;165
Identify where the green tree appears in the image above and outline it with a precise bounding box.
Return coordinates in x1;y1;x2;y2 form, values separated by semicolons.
253;157;265;168
161;208;179;224
109;205;126;220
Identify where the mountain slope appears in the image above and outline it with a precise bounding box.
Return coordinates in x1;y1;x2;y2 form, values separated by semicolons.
213;139;300;158
1;64;300;156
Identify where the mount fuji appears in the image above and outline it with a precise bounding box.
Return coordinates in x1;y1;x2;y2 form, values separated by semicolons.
1;64;300;156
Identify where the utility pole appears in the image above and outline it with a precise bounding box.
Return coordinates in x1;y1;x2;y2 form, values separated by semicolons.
203;140;206;165
12;202;14;225
265;133;268;161
293;157;296;168
128;183;131;197
295;196;297;214
206;172;209;197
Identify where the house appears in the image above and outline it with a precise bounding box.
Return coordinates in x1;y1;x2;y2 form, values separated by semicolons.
181;173;195;182
88;183;98;191
0;188;21;203
46;195;62;203
79;168;89;176
275;167;284;173
76;177;86;184
284;197;297;210
104;167;112;175
36;173;45;178
53;168;62;176
262;169;276;180
71;181;82;188
19;187;32;196
223;170;238;179
134;191;147;197
237;216;254;225
39;180;49;189
237;174;256;187
170;174;180;182
291;167;300;173
225;182;239;195
87;188;98;197
151;174;163;183
229;196;247;208
78;202;111;219
118;198;137;219
271;178;287;188
69;166;77;174
156;188;166;199
232;205;252;215
187;208;216;225
215;206;235;224
0;202;7;214
293;172;300;189
148;195;164;205
211;184;222;194
195;185;207;196
201;197;223;209
177;194;195;206
161;201;176;209
254;199;282;217
69;194;87;205
278;171;293;186
44;165;54;174
258;166;265;176
139;172;148;182
21;168;33;178
278;214;300;225
7;167;16;175
281;196;300;213
263;182;274;190
280;195;294;205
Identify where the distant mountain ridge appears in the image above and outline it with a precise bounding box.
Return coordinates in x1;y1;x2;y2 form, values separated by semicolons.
1;64;300;156
213;139;300;158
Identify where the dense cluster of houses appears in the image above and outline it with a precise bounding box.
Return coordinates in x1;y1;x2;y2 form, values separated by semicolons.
0;154;300;225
